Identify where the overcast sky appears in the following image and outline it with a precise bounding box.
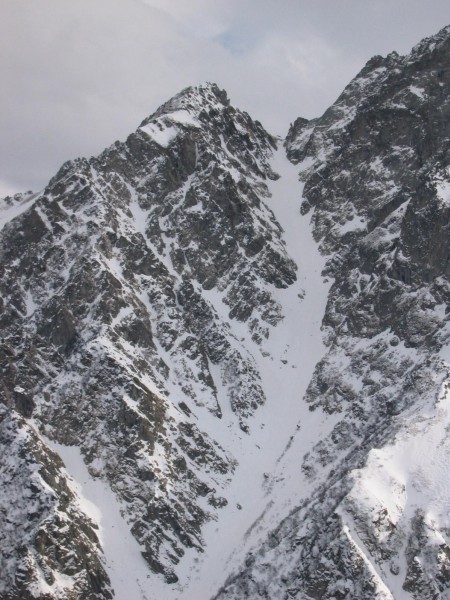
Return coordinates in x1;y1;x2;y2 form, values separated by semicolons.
1;0;449;197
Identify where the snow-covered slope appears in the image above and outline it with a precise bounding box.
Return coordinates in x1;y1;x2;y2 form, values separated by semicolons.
2;24;450;600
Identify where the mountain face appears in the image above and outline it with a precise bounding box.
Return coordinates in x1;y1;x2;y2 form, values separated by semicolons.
1;24;450;600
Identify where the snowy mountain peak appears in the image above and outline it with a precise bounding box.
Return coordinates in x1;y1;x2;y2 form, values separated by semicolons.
2;24;450;600
0;76;299;595
143;82;230;124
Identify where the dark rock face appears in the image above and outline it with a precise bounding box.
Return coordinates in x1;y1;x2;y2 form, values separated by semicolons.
215;25;450;600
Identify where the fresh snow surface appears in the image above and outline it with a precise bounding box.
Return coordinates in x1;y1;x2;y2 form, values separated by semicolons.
42;437;153;600
409;85;426;99
435;168;450;205
167;110;201;128
140;110;199;148
335;214;367;235
339;371;450;600
140;121;178;148
167;143;333;599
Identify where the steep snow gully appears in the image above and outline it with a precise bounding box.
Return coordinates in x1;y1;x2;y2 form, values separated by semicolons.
48;142;332;600
173;144;332;600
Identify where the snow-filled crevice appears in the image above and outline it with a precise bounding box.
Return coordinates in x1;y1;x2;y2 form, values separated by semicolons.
42;439;154;600
173;143;334;599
